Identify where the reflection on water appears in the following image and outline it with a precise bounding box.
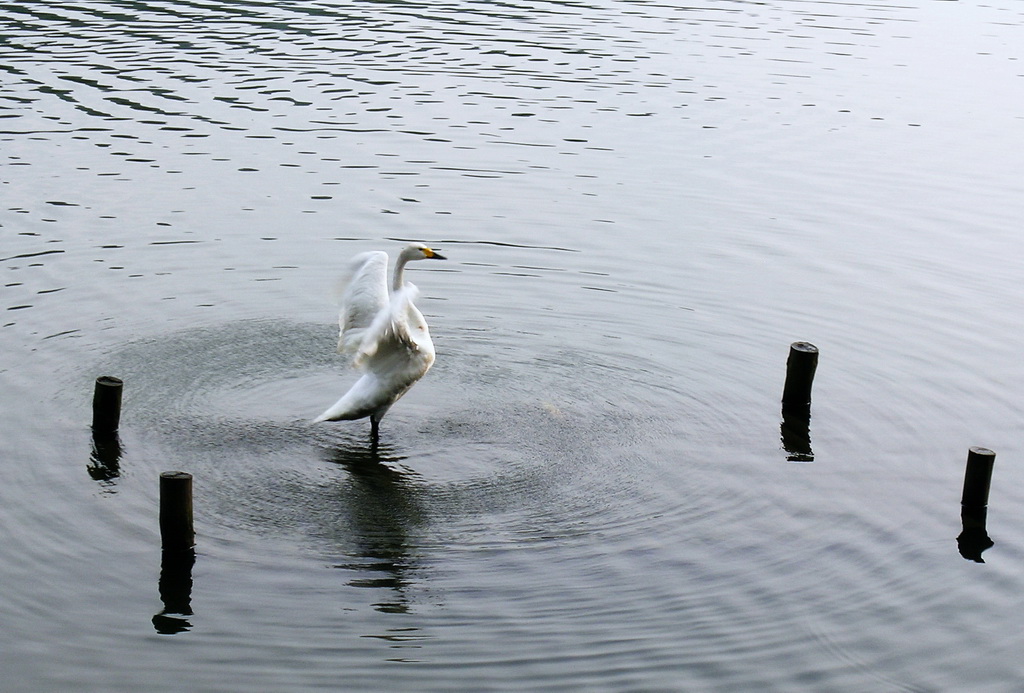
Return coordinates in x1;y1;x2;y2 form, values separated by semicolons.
153;549;196;635
5;0;1024;690
780;406;814;463
325;441;425;615
87;430;122;487
958;506;993;564
325;440;435;658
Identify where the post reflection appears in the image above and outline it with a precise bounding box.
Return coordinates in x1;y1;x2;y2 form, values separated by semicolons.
152;549;195;635
87;430;122;485
958;506;994;563
780;405;813;462
325;439;426;615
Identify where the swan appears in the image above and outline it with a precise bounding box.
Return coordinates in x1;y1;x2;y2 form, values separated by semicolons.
314;243;447;439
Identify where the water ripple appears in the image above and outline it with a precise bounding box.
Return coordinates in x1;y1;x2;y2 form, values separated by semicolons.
5;1;1024;690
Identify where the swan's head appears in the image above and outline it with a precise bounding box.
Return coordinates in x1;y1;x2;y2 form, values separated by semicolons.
403;243;447;261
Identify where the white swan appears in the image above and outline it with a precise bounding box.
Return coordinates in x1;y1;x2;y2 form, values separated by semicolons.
314;243;446;439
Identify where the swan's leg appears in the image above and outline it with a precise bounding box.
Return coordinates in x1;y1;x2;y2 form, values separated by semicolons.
370;415;380;444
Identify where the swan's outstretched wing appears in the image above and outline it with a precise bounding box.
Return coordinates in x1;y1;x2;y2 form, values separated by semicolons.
335;251;389;355
353;282;435;373
314;284;435;423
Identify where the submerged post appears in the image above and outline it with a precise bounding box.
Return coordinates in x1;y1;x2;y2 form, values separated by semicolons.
92;376;123;434
782;342;818;411
961;447;996;509
160;471;195;553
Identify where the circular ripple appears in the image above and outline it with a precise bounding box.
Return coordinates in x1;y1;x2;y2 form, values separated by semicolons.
86;319;688;547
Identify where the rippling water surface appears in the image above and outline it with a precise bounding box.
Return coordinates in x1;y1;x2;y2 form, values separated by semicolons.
4;1;1024;690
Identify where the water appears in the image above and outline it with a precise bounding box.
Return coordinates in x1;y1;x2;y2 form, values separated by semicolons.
4;0;1024;690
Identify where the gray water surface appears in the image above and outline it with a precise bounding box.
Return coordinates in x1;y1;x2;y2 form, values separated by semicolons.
4;1;1024;690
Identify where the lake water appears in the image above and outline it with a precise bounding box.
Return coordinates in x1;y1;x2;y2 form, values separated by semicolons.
4;0;1024;690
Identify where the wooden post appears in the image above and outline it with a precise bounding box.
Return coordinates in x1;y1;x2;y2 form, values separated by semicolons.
782;342;818;411
961;447;996;508
160;472;195;552
92;376;123;433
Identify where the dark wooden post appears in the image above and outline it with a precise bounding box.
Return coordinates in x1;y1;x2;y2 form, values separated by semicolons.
961;447;995;508
160;472;195;552
92;376;123;433
782;342;818;411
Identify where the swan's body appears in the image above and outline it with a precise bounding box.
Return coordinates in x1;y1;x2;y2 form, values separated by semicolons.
314;243;446;438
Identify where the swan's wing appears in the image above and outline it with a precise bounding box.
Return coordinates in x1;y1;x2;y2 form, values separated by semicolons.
315;282;435;423
353;282;434;371
336;251;389;355
314;285;433;423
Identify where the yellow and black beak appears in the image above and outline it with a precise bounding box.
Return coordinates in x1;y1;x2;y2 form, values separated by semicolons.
425;247;446;260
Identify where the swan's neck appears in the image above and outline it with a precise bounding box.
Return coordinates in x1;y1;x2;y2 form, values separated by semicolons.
392;254;409;292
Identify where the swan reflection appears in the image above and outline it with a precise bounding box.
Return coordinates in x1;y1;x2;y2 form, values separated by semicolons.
325;440;428;615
